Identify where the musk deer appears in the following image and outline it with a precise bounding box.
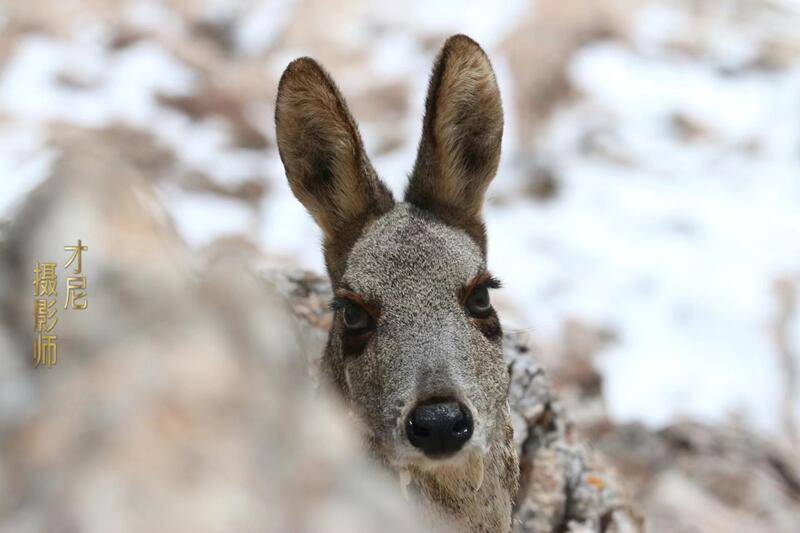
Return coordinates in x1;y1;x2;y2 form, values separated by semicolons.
275;35;518;532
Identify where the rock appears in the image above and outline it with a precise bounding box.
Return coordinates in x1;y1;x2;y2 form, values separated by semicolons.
0;135;437;533
598;422;800;533
156;88;270;150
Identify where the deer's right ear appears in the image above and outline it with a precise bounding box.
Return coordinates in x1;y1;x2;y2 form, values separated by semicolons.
275;58;394;243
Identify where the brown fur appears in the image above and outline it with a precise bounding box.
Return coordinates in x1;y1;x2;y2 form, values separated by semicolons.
458;271;496;306
275;57;395;282
334;288;381;320
406;35;504;255
459;271;503;341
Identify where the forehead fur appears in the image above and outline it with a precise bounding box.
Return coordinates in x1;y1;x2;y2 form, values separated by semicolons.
342;203;484;302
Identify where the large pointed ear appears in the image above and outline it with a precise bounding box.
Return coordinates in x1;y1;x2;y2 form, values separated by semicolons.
275;57;394;278
405;35;503;254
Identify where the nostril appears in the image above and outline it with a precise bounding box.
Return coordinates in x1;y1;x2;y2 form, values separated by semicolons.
453;420;468;432
408;417;430;438
453;404;473;440
405;401;474;457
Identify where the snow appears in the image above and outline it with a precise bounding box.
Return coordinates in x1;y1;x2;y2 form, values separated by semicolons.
0;36;196;127
484;7;800;431
0;123;54;219
158;186;256;249
234;0;300;56
404;0;528;50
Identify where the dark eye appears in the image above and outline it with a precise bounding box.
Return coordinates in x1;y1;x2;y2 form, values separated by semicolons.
342;301;373;332
466;286;492;318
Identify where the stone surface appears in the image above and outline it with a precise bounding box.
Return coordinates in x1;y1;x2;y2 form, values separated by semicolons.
0;137;436;533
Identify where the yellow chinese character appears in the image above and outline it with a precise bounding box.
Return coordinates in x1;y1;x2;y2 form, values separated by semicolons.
64;240;88;274
33;334;57;367
33;262;58;297
34;298;58;332
64;276;88;310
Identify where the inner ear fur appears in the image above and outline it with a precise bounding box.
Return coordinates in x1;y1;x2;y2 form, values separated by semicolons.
275;57;394;279
405;34;503;254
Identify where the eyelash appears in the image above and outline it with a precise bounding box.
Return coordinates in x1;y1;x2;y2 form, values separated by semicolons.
330;296;376;330
329;297;348;312
476;275;502;291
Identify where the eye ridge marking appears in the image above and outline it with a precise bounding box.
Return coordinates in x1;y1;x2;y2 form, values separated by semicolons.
459;271;503;339
331;288;379;356
459;271;501;309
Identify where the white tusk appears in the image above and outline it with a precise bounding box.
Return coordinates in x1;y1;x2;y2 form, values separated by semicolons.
473;453;485;493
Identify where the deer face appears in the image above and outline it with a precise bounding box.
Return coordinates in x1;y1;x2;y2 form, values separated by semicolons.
336;203;508;466
275;35;507;469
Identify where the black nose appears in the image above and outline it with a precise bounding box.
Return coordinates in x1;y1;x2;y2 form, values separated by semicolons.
405;401;473;457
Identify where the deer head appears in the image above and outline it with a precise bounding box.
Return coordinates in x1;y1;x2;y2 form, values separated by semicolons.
276;34;517;532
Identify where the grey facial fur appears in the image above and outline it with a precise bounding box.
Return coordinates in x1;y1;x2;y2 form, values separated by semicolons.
332;204;508;465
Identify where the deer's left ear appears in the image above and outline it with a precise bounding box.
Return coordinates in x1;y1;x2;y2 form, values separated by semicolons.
405;34;503;254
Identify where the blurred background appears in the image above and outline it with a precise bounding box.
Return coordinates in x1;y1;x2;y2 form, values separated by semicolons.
1;0;799;530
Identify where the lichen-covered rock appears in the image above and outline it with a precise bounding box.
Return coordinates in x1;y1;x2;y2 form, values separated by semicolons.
597;422;800;533
505;343;641;532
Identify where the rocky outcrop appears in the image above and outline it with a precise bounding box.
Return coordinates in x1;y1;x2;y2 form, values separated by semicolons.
0;137;436;533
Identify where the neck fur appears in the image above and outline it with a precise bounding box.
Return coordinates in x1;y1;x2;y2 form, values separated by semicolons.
400;428;518;533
